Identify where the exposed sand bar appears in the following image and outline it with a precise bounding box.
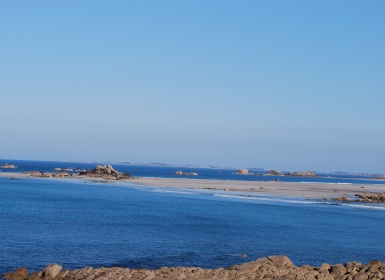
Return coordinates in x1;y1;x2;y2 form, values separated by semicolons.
132;177;385;199
2;172;385;199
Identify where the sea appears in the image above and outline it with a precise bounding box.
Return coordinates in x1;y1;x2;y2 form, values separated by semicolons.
1;159;385;275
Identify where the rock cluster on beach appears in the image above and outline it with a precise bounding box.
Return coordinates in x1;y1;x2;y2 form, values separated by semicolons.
78;165;132;180
333;192;385;204
5;255;385;280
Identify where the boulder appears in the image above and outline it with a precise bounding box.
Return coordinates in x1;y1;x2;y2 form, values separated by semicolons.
4;268;28;280
42;264;62;280
267;255;294;267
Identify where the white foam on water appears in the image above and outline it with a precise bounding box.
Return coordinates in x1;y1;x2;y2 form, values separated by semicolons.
341;203;385;211
151;189;197;195
212;194;321;205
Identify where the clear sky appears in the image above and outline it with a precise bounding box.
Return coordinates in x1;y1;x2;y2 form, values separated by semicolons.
1;1;384;173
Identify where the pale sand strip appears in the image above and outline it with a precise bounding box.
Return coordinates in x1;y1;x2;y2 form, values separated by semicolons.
131;177;385;199
2;172;385;199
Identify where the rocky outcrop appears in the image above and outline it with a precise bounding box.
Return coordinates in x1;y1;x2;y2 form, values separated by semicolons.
78;165;132;180
174;170;198;176
264;170;316;177
235;169;249;175
333;192;385;204
1;163;17;169
266;170;284;176
5;255;385;280
285;171;317;177
22;165;132;180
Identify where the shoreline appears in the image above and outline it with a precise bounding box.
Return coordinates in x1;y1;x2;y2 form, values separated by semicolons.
1;172;385;200
3;255;385;280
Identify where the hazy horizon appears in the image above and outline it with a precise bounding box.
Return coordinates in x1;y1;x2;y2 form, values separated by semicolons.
1;1;384;174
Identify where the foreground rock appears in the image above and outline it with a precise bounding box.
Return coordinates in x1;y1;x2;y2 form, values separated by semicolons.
333;192;385;203
79;165;132;180
5;255;385;280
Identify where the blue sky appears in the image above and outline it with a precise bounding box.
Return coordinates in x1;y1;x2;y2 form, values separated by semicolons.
1;1;384;173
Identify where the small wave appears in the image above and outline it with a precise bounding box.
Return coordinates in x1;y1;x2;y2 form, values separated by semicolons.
211;194;385;210
151;189;196;195
212;194;321;205
341;204;385;211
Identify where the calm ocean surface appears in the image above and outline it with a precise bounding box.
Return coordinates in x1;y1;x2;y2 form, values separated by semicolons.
1;160;385;274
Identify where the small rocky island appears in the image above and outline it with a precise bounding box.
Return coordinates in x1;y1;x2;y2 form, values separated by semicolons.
4;255;385;280
0;163;17;169
23;165;132;180
235;169;251;175
174;170;198;176
265;170;317;177
79;165;132;180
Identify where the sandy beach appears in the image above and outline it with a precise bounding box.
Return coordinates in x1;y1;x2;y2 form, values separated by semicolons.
2;172;385;199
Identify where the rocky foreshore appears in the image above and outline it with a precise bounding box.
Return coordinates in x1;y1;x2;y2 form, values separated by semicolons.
4;255;385;280
333;192;385;204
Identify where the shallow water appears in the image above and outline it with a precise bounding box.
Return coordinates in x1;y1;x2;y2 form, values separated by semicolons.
1;176;385;274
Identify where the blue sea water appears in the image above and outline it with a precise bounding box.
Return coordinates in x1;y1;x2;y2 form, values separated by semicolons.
1;160;385;275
